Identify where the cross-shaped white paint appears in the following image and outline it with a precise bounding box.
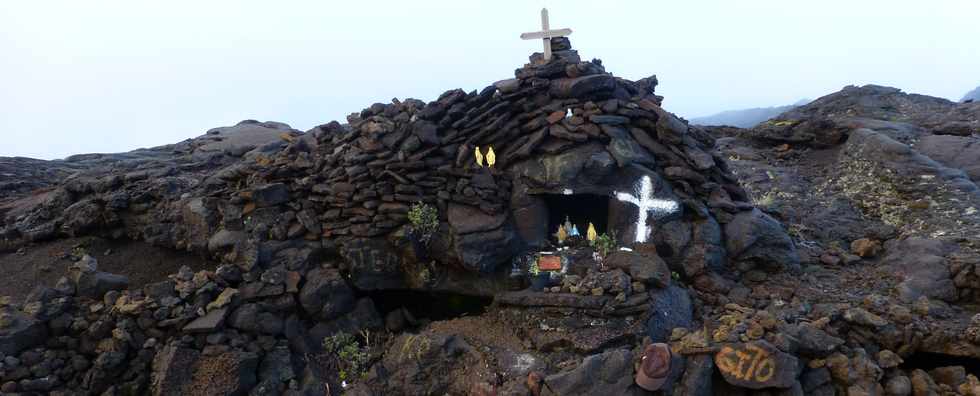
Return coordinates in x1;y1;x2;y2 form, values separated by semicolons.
615;175;680;243
520;8;572;61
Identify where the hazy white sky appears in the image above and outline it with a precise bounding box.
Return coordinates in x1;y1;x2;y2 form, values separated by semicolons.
2;1;978;159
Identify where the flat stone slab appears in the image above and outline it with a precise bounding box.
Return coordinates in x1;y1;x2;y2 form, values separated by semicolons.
495;290;610;309
182;307;229;333
533;318;644;354
544;349;634;394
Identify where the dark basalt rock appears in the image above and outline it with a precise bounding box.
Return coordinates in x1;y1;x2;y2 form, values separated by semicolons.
298;267;355;321
0;37;814;396
0;36;796;288
544;348;635;394
152;344;259;396
645;285;693;343
724;208;800;273
714;340;800;389
0;308;47;356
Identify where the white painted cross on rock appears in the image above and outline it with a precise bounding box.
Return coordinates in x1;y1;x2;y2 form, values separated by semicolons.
615;176;681;243
520;8;572;61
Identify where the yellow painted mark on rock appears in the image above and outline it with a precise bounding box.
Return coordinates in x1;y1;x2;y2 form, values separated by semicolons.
716;344;776;383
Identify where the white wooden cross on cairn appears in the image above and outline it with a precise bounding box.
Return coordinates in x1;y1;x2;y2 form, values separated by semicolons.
520;8;572;61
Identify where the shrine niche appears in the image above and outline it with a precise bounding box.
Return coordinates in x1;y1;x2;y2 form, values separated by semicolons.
507;136;683;250
539;193;610;239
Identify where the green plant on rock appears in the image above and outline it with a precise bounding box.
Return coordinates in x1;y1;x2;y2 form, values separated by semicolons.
323;332;370;383
528;257;540;276
766;119;794;127
407;202;439;247
591;232;617;258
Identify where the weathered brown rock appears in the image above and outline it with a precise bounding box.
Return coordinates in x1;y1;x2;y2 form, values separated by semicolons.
851;238;882;258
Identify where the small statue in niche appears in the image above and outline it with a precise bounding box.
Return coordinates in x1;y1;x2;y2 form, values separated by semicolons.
555;224;568;244
474;146;484;167
486;146;496;168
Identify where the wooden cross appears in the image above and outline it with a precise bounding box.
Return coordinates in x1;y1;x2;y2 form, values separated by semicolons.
520;8;572;61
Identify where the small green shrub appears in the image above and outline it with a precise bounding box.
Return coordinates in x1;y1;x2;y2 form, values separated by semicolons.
407;202;439;246
323;332;369;383
766;119;794;127
591;232;617;258
528;257;540;276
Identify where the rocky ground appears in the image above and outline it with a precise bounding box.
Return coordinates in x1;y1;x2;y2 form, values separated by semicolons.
0;38;979;396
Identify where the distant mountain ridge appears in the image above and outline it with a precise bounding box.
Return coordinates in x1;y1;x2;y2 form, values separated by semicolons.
691;100;809;128
963;86;980;102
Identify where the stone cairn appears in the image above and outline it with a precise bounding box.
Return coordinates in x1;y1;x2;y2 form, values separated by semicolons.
0;37;805;394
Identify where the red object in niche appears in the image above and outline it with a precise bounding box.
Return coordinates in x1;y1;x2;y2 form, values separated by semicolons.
538;255;561;271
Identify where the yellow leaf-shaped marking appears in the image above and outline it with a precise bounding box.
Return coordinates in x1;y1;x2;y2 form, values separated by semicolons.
556;224;568;244
587;222;597;242
486;146;496;168
474;146;484;167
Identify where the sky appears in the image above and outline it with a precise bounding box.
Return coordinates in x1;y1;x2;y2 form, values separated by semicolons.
1;1;978;160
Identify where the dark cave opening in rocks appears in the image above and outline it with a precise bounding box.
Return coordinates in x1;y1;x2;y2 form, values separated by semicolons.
900;352;980;375
539;193;611;238
364;290;493;322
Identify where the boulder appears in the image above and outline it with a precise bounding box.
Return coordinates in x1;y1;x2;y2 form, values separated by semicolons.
583;269;627;294
645;285;693;343
0;308;47;355
882;238;958;303
152;344;258;396
152;344;200;396
61;199;103;235
299;267;355;321
447;202;507;235
909;369;939;396
182;307;229;333
228;304;283;335
254;346;296;393
69;255;129;299
792;324;844;355
453;223;521;273
916;134;980;183
196;120;297;156
714;340;800;389
929;366;966;389
208;229;245;253
252;183;289;208
676;354;715;396
884;375;912;396
724;209;800;272
544;348;635;395
308;298;383;340
550;74;616;99
850;238;882;258
604;250;670;288
601;125;656;167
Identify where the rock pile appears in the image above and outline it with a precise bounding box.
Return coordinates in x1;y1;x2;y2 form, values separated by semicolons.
0;252;365;394
2;37;798;295
0;37;814;395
